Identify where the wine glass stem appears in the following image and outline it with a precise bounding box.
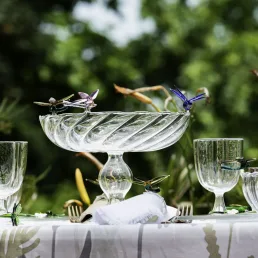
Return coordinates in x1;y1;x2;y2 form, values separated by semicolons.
213;193;226;214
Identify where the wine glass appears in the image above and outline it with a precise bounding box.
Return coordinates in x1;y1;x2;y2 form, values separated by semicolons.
0;141;27;214
194;138;243;214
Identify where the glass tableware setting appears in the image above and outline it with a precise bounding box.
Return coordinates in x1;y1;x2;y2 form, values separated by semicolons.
32;86;208;224
194;138;244;214
35;87;206;204
0;141;28;215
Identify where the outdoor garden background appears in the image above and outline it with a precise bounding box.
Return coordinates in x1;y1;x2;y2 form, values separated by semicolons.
1;0;258;215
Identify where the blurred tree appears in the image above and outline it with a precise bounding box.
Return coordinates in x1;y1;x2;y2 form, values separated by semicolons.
1;0;258;213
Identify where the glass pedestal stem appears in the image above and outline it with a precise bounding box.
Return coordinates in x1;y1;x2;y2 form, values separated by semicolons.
211;193;226;214
98;152;133;204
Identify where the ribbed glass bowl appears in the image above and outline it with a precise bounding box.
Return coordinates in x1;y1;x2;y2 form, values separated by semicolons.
39;111;190;153
241;169;258;212
39;111;190;203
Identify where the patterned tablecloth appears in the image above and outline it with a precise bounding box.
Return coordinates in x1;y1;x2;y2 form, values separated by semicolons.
0;217;257;258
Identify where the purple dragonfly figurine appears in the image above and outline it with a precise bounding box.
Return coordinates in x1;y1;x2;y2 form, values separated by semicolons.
170;86;206;111
63;89;99;111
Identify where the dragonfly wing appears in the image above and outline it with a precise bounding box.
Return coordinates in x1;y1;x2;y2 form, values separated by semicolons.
133;181;145;186
90;89;99;100
33;102;51;106
170;87;188;101
174;87;188;100
72;99;87;104
86;179;99;185
150;175;170;185
133;177;145;185
170;88;186;102
78;92;89;99
189;93;206;102
57;94;74;103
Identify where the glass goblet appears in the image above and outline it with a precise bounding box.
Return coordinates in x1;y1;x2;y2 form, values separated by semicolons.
194;138;243;214
0;141;27;214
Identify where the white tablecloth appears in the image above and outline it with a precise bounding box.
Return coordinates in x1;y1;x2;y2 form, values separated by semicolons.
0;217;257;258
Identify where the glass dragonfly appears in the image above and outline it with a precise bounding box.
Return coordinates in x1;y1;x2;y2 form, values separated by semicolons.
133;175;170;193
11;203;22;226
221;157;256;170
170;86;206;111
63;89;99;111
85;178;99;185
34;94;74;114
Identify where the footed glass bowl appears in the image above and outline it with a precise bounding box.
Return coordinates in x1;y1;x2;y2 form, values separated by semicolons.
40;111;190;203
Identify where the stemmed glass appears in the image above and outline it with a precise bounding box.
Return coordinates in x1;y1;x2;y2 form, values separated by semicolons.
194;138;243;214
0;141;27;214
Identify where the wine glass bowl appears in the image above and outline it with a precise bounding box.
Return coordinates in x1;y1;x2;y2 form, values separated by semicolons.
241;168;258;212
0;141;27;214
40;111;190;202
194;138;243;214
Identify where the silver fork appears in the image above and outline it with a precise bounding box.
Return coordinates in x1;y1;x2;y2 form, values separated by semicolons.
170;203;193;223
68;205;83;223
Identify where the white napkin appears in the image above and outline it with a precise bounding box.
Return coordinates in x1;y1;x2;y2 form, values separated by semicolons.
79;194;108;223
92;192;177;225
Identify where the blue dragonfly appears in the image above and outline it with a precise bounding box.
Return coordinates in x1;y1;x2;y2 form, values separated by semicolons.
170;86;206;111
221;157;256;170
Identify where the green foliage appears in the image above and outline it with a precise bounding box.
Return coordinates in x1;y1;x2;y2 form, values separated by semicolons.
0;98;27;134
1;0;258;213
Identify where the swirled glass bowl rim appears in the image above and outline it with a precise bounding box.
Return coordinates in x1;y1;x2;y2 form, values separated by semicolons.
39;110;189;118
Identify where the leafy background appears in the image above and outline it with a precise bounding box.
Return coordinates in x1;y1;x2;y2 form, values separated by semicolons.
0;0;258;214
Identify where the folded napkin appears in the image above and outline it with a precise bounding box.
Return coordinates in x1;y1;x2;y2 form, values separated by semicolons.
92;192;177;225
79;194;108;223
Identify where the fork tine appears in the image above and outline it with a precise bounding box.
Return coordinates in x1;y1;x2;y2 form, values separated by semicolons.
176;205;181;216
181;205;185;216
68;206;72;218
185;205;189;216
71;205;75;217
190;204;193;216
75;205;80;217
